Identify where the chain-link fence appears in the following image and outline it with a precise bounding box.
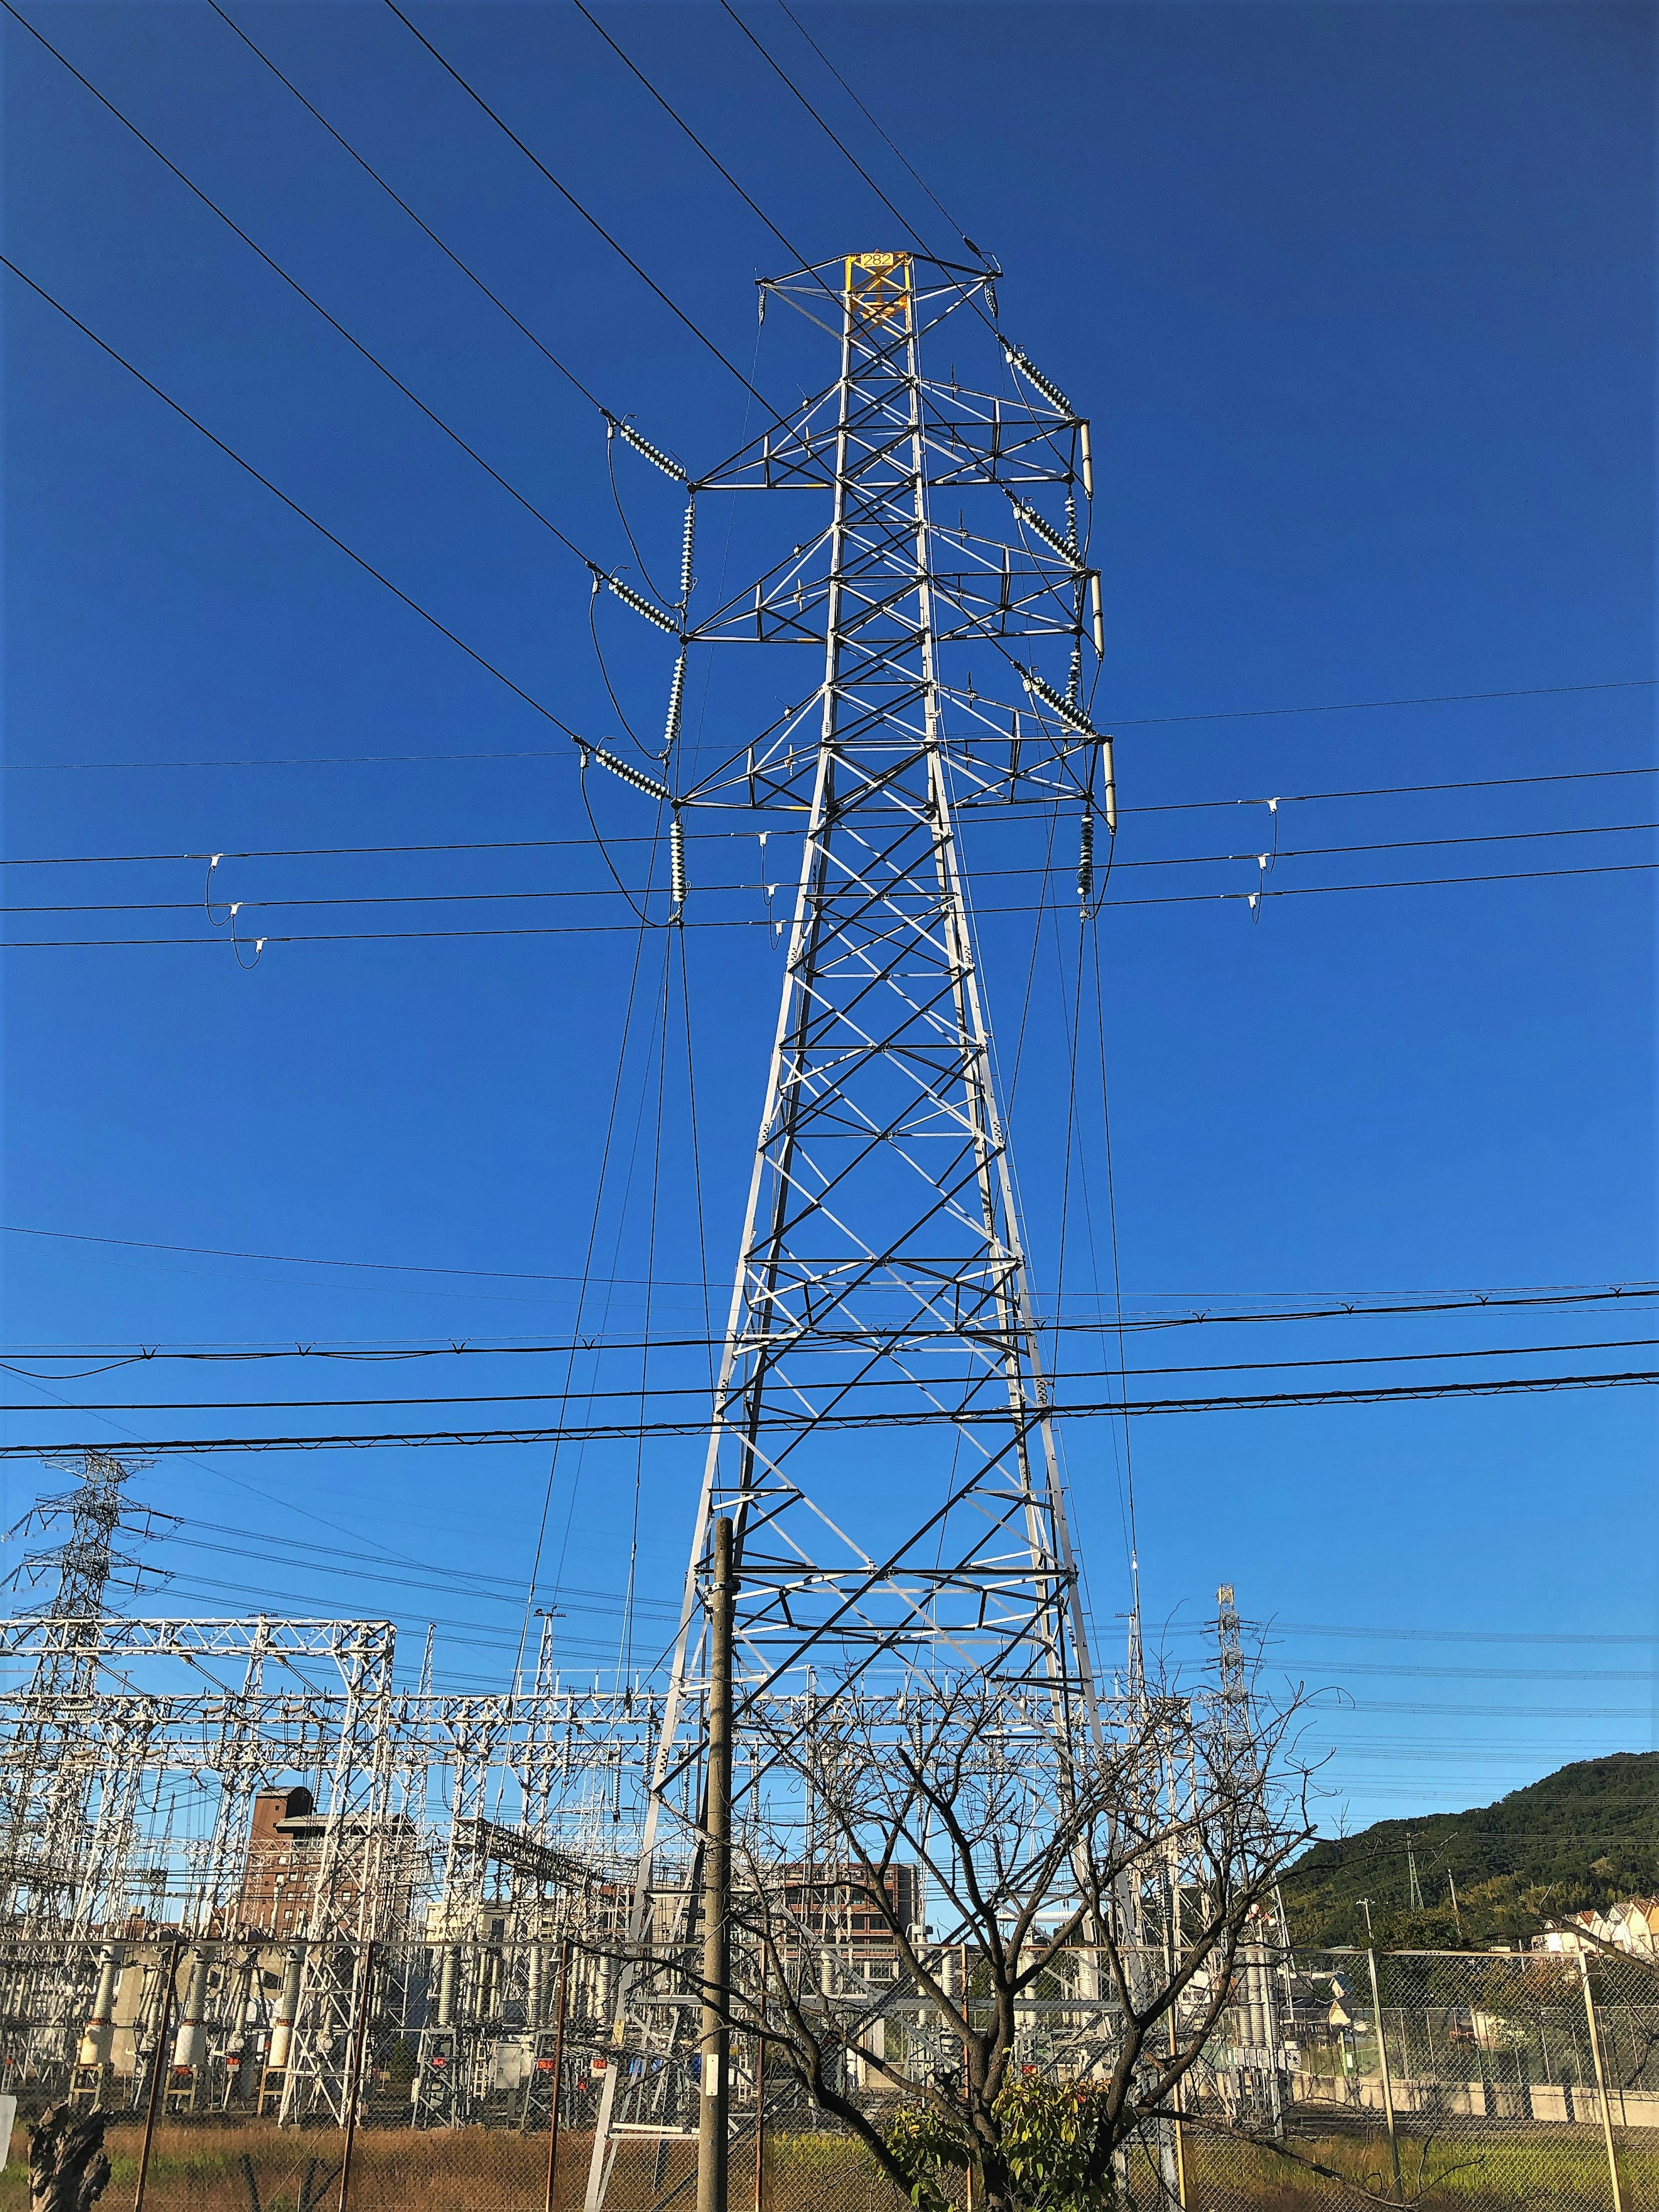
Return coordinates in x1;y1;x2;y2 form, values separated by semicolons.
2;1937;1654;2209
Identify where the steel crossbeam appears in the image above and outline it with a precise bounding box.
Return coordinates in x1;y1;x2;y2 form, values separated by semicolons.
583;252;1114;2206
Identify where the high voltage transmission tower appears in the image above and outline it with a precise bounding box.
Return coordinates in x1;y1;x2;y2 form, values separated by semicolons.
0;1450;173;1923
583;250;1120;2193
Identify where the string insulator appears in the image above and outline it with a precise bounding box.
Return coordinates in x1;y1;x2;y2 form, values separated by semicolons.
581;741;671;803
1000;336;1076;419
670;813;687;912
1009;496;1082;569
1079;420;1094;500
679;496;697;609
1068;639;1083;709
663;651;688;756
604;572;679;636
1021;663;1097;740
1101;736;1118;836
1077;809;1095;912
1090;572;1105;658
606;415;687;483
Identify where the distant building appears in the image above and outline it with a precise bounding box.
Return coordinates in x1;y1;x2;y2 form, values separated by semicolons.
768;1861;922;1980
1535;1900;1659;1959
235;1786;418;1938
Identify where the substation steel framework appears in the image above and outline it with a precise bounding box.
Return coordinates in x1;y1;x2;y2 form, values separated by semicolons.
583;250;1122;2197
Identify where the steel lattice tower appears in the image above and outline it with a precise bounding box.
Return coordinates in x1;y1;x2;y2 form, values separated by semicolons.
0;1449;172;1922
582;251;1119;2196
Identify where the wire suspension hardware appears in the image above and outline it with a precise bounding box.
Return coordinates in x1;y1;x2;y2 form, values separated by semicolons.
678;495;697;609
663;652;688;757
669;812;687;915
1011;495;1082;567
601;571;680;635
1000;334;1077;419
607;414;689;483
578;742;671;804
1022;661;1100;739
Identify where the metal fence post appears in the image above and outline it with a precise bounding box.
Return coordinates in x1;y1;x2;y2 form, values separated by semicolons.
1579;1950;1625;2212
1363;1948;1403;2203
752;2034;764;2212
335;1942;374;2212
132;1936;182;2212
544;1939;571;2212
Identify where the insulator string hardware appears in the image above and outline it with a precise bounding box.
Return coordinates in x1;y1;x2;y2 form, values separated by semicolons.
204;854;230;927
1008;496;1082;568
1020;664;1099;741
678;496;697;610
575;738;672;805
599;570;680;636
1000;336;1076;419
604;414;688;484
663;652;688;760
1077;808;1095;915
670;812;687;915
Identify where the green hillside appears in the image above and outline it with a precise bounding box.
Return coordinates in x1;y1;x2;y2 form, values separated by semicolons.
1281;1752;1659;1950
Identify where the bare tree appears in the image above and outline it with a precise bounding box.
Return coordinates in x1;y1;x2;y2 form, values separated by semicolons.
627;1671;1319;2212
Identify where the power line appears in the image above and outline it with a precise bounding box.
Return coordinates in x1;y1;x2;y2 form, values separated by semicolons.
2;1240;1644;1338
1;2;614;579
7;858;1657;946
712;0;944;265
771;0;976;251
5;1364;1653;1454
7;734;1654;782
381;0;783;419
1130;763;1657;817
10;1336;1656;1415
0;253;585;739
4;817;1651;911
568;0;816;279
203;0;610;416
1108;675;1656;730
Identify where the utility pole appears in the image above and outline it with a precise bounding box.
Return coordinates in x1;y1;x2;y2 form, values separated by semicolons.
698;1518;735;2212
1406;1834;1424;1915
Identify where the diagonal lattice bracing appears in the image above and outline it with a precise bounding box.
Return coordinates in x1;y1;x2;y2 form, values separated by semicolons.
583;254;1116;2203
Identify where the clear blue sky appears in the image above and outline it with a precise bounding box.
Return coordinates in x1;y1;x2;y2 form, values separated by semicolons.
3;0;1653;1834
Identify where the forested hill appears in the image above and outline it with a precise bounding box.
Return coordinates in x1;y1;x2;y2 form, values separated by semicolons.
1281;1753;1659;1950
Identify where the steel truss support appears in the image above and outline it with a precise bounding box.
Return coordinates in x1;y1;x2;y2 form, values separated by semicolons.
587;251;1112;2203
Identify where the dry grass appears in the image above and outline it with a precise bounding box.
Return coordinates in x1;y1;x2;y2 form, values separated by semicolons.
1;2117;1651;2212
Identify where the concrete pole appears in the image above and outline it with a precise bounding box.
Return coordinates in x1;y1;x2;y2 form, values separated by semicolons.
1579;1950;1625;2212
698;1519;735;2212
133;1939;182;2212
1363;1948;1402;2202
543;1940;571;2212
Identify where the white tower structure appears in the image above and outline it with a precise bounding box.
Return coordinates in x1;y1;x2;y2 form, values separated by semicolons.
582;251;1120;2195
